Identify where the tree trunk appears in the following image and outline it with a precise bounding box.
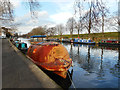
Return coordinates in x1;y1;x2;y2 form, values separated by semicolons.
78;28;80;38
102;14;104;33
70;30;72;38
88;7;92;35
87;46;90;71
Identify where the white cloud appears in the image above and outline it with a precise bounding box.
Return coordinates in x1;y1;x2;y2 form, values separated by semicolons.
48;1;75;26
37;11;49;17
13;10;55;34
17;26;37;34
14;11;49;24
10;0;21;8
50;12;73;25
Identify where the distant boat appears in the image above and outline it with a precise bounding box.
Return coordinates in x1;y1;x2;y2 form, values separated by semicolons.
73;38;95;45
17;42;28;54
12;39;28;53
99;39;120;46
27;42;72;78
30;35;46;44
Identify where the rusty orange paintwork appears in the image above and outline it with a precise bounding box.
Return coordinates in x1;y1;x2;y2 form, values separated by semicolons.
27;42;72;78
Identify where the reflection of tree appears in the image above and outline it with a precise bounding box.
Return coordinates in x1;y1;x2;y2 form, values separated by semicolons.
88;46;90;65
77;44;80;58
86;46;91;72
81;46;92;73
73;44;80;61
70;44;74;61
110;47;120;78
97;47;105;79
118;48;120;67
76;44;82;64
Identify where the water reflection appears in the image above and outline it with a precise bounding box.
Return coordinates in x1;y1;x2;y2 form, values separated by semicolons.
72;44;97;74
65;43;119;88
97;47;105;80
19;38;119;88
109;47;120;78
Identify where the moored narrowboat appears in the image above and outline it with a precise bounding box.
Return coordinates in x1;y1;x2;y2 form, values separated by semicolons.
30;35;46;44
62;38;71;43
99;39;120;46
73;38;95;45
17;42;28;54
27;42;72;78
13;40;20;47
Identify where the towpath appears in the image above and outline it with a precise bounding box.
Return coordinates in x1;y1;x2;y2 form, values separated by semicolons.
2;39;61;88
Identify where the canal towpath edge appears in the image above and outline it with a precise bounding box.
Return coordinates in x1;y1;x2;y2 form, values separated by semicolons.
2;39;62;88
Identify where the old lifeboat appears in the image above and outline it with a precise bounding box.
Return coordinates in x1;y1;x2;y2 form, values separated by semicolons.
27;42;72;78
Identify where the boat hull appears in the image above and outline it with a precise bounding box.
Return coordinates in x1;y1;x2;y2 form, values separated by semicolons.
27;42;72;78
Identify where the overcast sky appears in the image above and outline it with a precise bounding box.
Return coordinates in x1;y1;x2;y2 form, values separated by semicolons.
8;0;119;34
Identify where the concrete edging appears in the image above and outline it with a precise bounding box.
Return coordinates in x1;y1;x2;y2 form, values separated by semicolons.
8;39;62;88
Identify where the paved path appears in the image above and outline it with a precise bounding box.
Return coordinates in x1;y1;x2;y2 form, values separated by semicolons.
2;39;61;88
0;39;2;89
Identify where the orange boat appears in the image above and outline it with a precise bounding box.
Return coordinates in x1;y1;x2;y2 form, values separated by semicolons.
27;42;72;78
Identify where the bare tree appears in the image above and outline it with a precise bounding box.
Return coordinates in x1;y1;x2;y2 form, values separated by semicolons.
66;17;76;38
75;1;102;34
96;0;109;33
74;0;109;35
117;0;120;33
0;0;41;35
0;0;14;21
56;24;64;38
107;16;118;31
26;0;41;18
74;0;85;38
0;0;40;21
107;0;119;33
46;27;56;36
83;1;100;34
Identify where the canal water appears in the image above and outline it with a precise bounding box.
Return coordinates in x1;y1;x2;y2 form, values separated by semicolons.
18;38;120;89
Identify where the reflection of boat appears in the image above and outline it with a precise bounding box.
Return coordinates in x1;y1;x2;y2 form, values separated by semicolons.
27;42;72;78
73;43;95;47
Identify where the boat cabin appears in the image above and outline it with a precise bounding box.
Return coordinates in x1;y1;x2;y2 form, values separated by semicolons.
30;35;46;44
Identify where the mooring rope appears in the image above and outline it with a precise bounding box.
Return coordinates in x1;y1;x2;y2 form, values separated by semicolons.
67;70;76;90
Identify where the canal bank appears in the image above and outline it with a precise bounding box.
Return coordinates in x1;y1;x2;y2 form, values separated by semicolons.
48;32;120;43
18;38;120;89
2;39;61;88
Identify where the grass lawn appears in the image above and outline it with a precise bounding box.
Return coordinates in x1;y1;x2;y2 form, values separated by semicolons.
47;32;120;43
